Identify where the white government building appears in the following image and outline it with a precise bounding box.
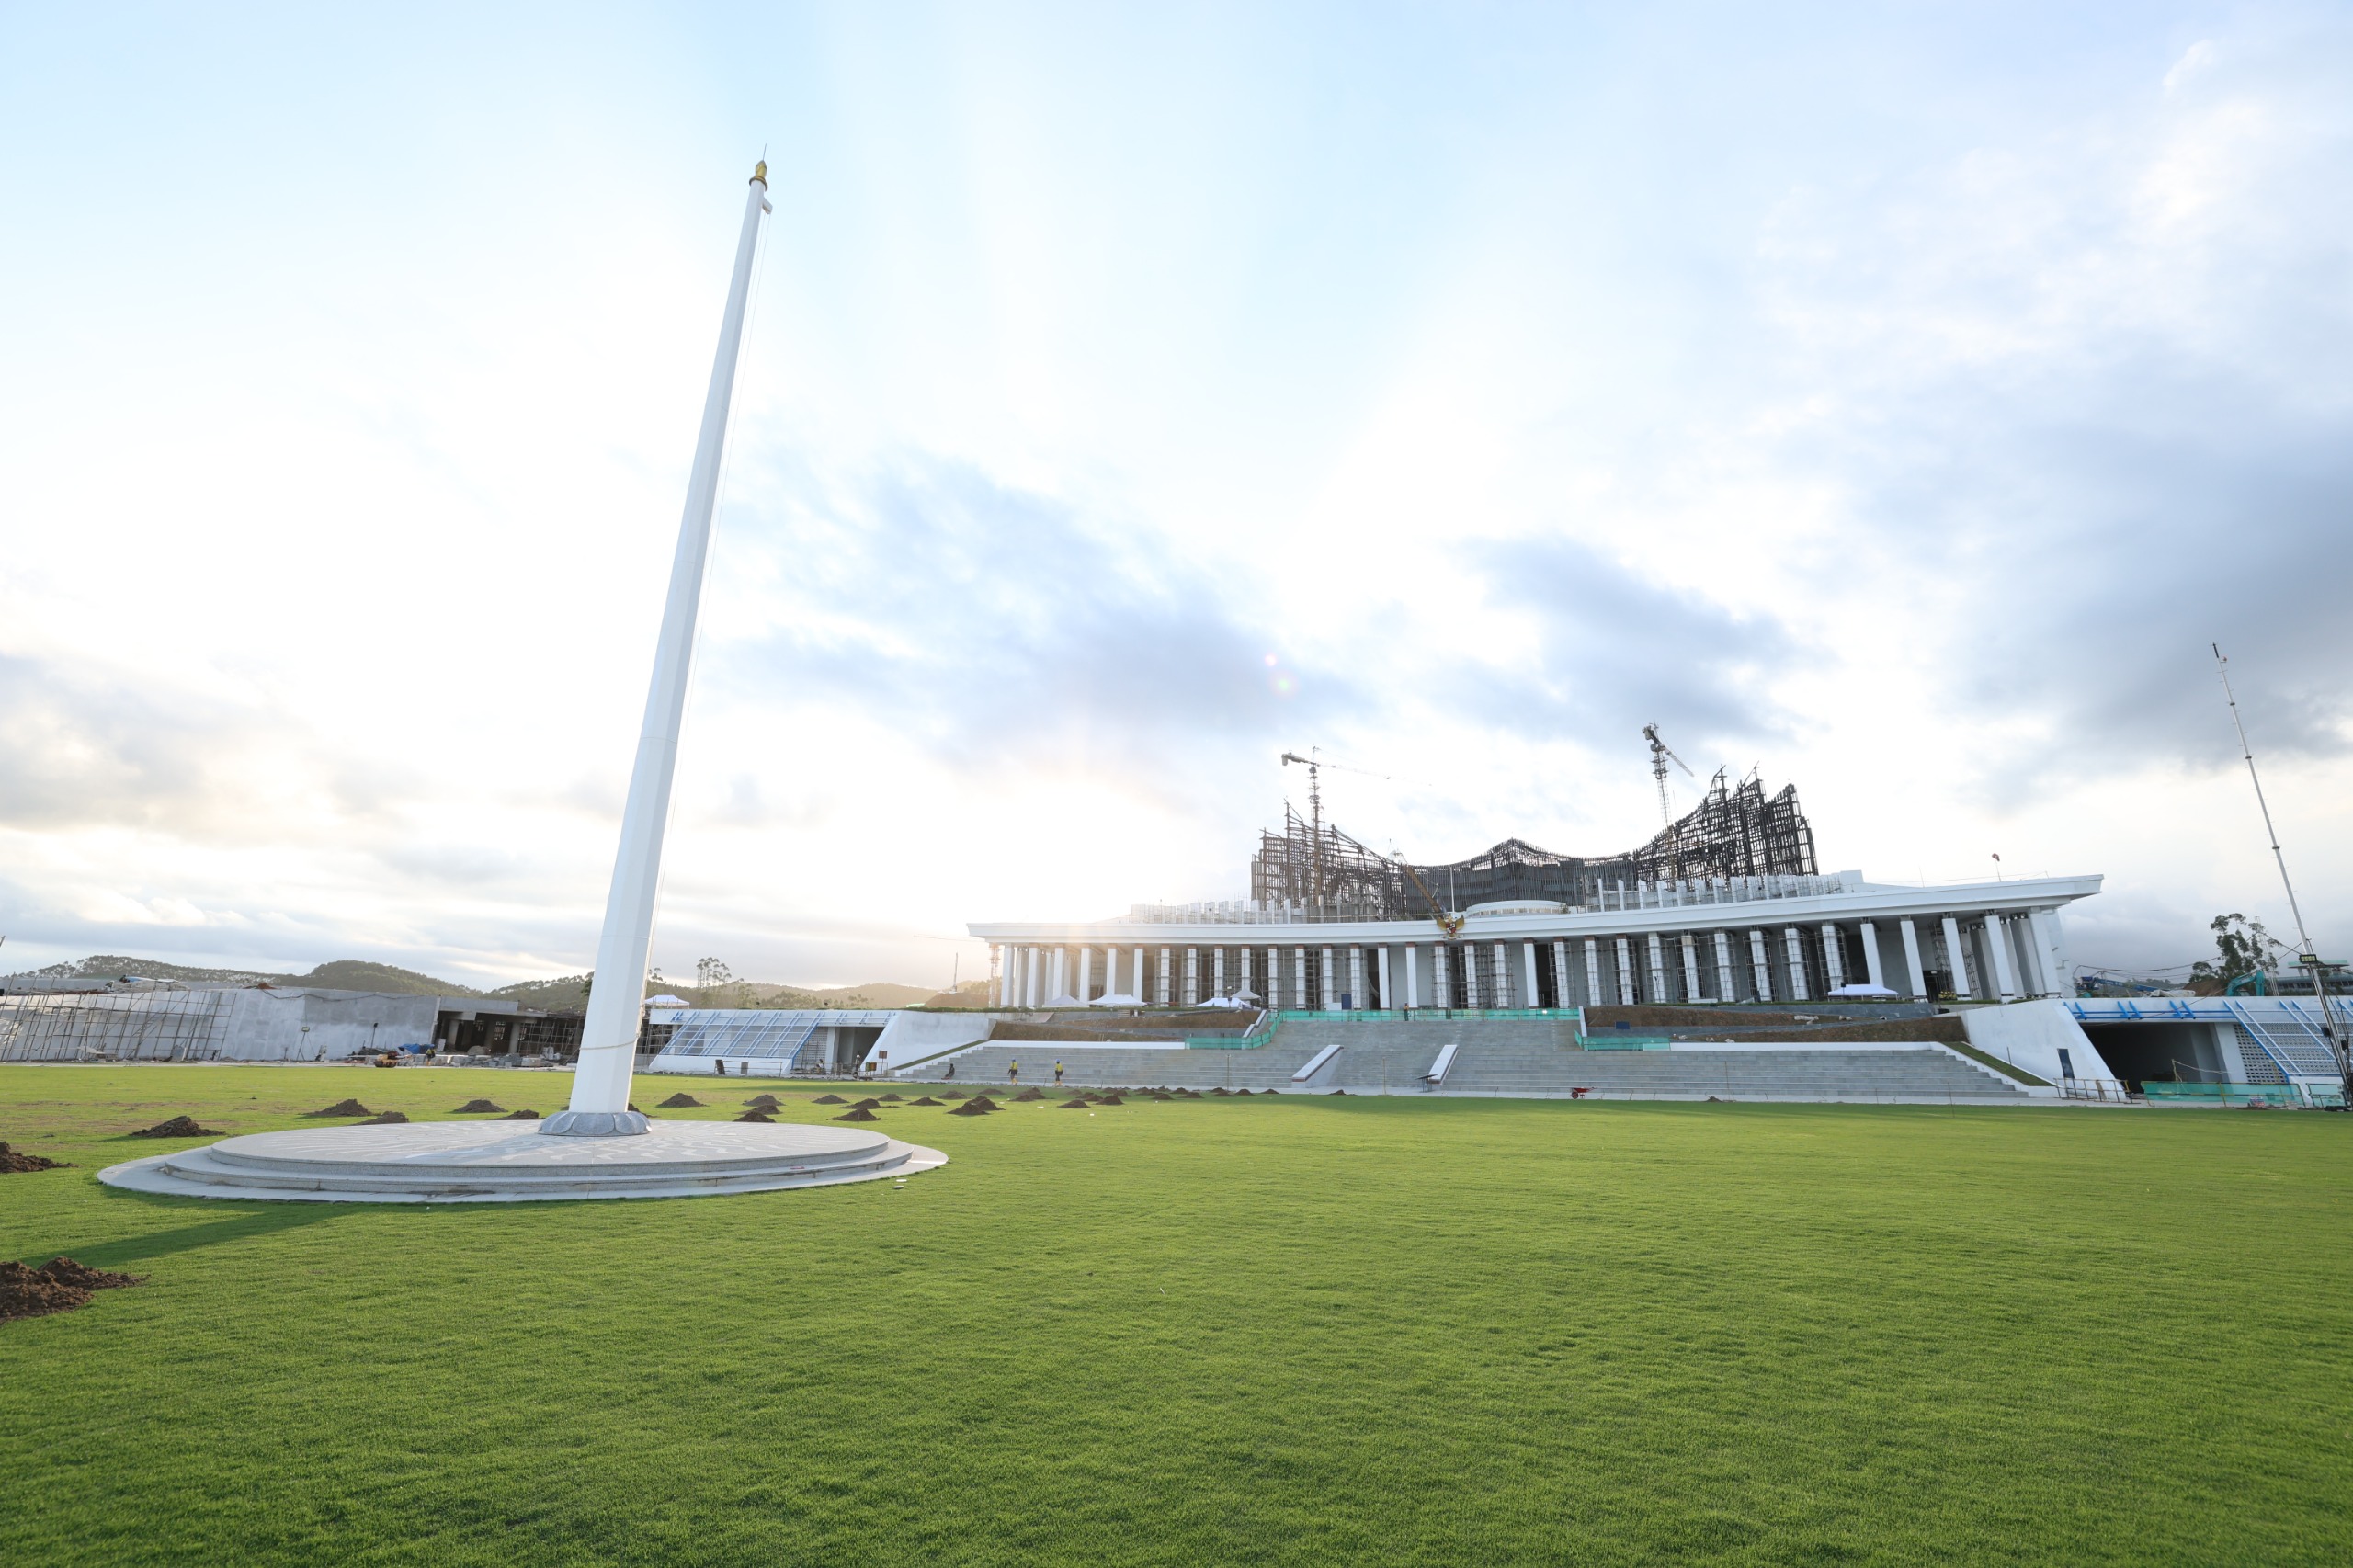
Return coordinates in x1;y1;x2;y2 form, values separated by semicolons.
972;775;2096;1013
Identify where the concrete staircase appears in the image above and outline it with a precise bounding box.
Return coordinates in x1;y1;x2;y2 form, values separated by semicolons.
921;1017;2031;1103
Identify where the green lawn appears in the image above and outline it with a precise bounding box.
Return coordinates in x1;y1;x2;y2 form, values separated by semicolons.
3;1065;2349;1566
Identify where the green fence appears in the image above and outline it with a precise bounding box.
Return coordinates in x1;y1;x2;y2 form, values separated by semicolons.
1184;1006;1586;1049
1578;1036;1674;1051
2143;1082;2340;1108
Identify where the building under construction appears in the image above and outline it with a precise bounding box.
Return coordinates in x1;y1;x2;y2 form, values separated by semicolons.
1249;770;1816;921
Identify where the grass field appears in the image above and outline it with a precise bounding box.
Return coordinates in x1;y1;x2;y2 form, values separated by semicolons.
4;1064;2350;1565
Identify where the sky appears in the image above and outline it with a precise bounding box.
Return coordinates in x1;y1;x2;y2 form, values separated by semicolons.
3;2;2350;991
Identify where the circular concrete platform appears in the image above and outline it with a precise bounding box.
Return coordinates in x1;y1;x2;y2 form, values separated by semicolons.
97;1119;948;1204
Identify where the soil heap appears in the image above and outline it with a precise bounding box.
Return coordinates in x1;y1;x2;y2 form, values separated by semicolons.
831;1108;880;1122
303;1099;372;1118
358;1111;410;1125
1;1141;69;1173
131;1115;224;1138
745;1095;782;1109
736;1110;776;1123
0;1256;143;1323
812;1095;847;1106
453;1099;505;1114
656;1093;704;1108
500;1109;541;1120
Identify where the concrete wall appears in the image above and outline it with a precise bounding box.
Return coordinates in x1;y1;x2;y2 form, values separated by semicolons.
861;1012;996;1073
1961;1000;2116;1084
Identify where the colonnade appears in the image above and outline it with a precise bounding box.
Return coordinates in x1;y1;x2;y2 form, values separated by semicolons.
986;909;2064;1010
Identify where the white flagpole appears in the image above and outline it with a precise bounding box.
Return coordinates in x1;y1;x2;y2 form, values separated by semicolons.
547;162;772;1137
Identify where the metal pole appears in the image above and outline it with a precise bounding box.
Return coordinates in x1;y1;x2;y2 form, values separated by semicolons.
2214;644;2350;1104
549;164;772;1137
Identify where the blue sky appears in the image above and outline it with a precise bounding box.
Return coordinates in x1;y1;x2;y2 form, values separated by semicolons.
3;3;2349;987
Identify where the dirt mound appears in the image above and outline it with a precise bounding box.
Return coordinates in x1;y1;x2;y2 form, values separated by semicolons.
745;1095;783;1108
1;1141;69;1173
1093;1095;1125;1106
358;1111;410;1125
1060;1097;1093;1109
453;1099;506;1114
1207;1087;1231;1096
500;1109;540;1120
964;1096;1002;1112
736;1110;776;1123
39;1256;145;1291
850;1098;882;1110
0;1260;90;1322
946;1102;993;1117
879;1093;904;1102
656;1094;704;1108
1013;1088;1044;1101
812;1095;847;1105
938;1089;967;1099
131;1115;224;1138
1327;1089;1347;1096
303;1099;372;1118
1150;1093;1174;1101
832;1108;881;1122
910;1097;944;1107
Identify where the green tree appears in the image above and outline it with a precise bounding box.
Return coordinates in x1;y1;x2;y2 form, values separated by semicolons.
2189;914;2276;994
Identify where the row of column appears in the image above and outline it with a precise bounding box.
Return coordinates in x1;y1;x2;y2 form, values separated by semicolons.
987;911;2061;1009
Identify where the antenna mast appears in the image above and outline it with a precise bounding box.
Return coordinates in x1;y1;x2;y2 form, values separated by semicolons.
1279;749;1324;913
2214;643;2349;1102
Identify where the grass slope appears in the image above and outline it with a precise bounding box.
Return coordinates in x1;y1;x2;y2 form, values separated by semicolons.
2;1067;2349;1566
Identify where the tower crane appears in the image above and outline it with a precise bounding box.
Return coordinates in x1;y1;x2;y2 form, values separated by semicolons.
1279;749;1395;914
1641;723;1696;830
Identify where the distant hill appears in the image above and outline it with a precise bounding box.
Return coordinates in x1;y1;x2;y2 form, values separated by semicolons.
8;956;942;1011
14;955;482;995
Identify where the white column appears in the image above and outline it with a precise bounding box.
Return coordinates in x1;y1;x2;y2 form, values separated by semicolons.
1646;933;1668;1002
1493;941;1511;1006
1681;934;1703;1002
1584;938;1602;1006
1317;947;1336;1011
1462;945;1482;1008
1404;944;1421;1008
1859;922;1885;990
1748;930;1773;1001
1377;946;1392;1011
1132;947;1147;1002
1051;949;1068;1003
1551;940;1570;1011
989;944;1003;1006
1940;916;1972;999
1899;920;1927;999
1294;947;1308;1010
2027;908;2068;999
1103;945;1120;1000
1158;948;1173;1006
1523;941;1540;1009
1213;947;1226;1000
1783;927;1810;1001
1985;915;2019;1001
1235;947;1250;1002
1079;946;1095;1004
1615;937;1636;1004
1821;926;1844;992
1348;946;1365;1010
1712;931;1735;1001
559;165;772;1131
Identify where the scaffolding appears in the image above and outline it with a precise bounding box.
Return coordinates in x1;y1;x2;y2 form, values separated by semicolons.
0;990;238;1062
1248;770;1818;920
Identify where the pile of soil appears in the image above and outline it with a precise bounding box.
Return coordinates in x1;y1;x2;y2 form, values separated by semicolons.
656;1094;704;1108
938;1088;966;1099
1327;1089;1347;1096
303;1099;372;1118
500;1109;540;1120
849;1098;882;1110
1060;1097;1093;1109
453;1099;506;1114
832;1108;880;1122
812;1095;847;1106
1013;1088;1044;1101
1150;1093;1174;1101
745;1095;783;1109
964;1096;1002;1112
0;1256;144;1323
1176;1089;1201;1098
131;1115;224;1138
946;1102;992;1117
910;1097;944;1107
358;1111;410;1125
879;1093;904;1102
1093;1095;1125;1107
39;1257;145;1291
1208;1087;1231;1096
736;1110;776;1123
0;1141;69;1173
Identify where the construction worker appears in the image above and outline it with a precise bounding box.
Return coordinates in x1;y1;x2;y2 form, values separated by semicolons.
1008;1059;1020;1085
1054;1060;1064;1085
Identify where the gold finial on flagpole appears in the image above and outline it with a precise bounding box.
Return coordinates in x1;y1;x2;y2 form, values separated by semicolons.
752;159;768;185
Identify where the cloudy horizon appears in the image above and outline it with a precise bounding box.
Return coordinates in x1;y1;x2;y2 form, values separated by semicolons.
5;4;2349;991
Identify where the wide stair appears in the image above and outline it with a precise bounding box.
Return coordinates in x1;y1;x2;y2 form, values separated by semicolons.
927;1017;2029;1102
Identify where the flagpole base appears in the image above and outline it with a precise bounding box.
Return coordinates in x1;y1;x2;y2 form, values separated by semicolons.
539;1109;651;1138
